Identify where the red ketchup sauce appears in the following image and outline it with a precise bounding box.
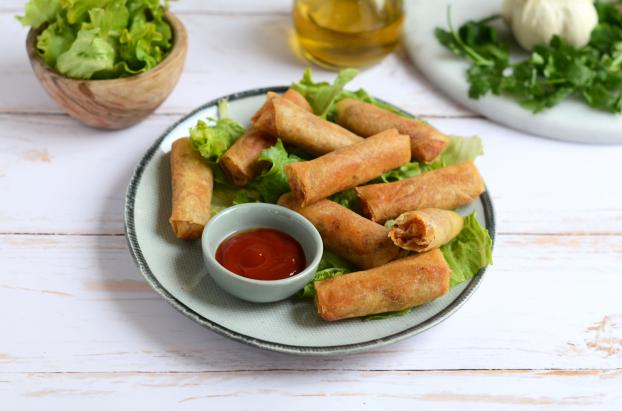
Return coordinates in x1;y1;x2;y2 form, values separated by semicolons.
215;228;306;281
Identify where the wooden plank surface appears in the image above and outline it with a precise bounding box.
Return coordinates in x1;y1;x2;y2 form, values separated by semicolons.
1;234;621;373
1;1;622;408
2;370;621;410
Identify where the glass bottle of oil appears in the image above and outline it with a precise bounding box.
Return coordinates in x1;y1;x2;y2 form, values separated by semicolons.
293;0;404;69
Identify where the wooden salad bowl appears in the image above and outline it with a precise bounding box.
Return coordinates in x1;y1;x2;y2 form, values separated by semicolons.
26;12;187;129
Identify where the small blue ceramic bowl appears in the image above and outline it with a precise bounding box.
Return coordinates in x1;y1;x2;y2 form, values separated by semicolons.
202;203;323;303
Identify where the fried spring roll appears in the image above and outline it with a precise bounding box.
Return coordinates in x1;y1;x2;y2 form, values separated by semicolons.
252;95;363;156
335;98;449;163
315;250;451;321
285;129;411;206
219;128;276;186
389;209;464;252
169;138;214;240
220;89;312;186
356;161;485;223
278;193;401;269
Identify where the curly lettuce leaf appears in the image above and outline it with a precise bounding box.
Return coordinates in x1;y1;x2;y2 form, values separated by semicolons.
36;20;76;67
381;136;484;182
118;15;168;73
189;103;246;164
248;139;302;204
329;188;359;211
17;0;61;27
56;28;116;79
82;2;130;36
291;68;421;122
19;0;173;80
331;88;416;121
291;67;358;118
295;251;353;299
441;212;493;287
210;182;241;216
430;135;484;169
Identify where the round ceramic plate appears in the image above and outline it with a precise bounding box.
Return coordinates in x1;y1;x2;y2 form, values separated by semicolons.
404;0;622;144
124;87;496;355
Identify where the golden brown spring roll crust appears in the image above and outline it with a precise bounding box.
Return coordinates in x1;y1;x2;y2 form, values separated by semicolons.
356;161;485;223
315;250;451;321
221;90;312;186
252;95;363;156
278;193;401;269
169;138;214;240
281;88;313;112
389;209;464;252
335;98;449;163
219;128;276;186
285;129;411;206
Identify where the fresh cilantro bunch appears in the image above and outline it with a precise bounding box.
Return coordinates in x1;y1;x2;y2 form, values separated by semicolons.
18;0;173;80
435;2;622;113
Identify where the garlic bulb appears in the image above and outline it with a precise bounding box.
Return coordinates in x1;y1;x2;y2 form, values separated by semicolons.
502;0;598;50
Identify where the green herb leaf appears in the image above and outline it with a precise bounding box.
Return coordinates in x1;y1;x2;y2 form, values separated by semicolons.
436;3;622;114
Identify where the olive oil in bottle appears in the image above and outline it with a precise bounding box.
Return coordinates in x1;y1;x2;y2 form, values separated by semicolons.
293;0;404;69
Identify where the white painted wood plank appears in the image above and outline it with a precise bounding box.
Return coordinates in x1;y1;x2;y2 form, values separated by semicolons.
1;114;621;235
1;234;621;372
2;370;621;410
0;13;472;117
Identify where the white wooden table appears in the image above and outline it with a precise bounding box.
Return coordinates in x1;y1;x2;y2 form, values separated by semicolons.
2;1;621;409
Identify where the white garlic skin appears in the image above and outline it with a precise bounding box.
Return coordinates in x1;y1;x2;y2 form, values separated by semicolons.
502;0;599;50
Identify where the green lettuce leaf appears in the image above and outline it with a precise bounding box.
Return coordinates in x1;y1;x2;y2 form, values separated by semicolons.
430;135;484;169
441;212;493;287
82;3;130;37
328;188;359;211
381;136;484;182
65;0;108;25
291;67;358;118
295;250;353;299
247;139;302;204
332;88;416;121
36;20;76;67
17;0;61;27
211;182;241;216
291;68;420;121
189;105;246;164
18;0;173;80
295;268;348;300
56;28;116;79
118;13;169;73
